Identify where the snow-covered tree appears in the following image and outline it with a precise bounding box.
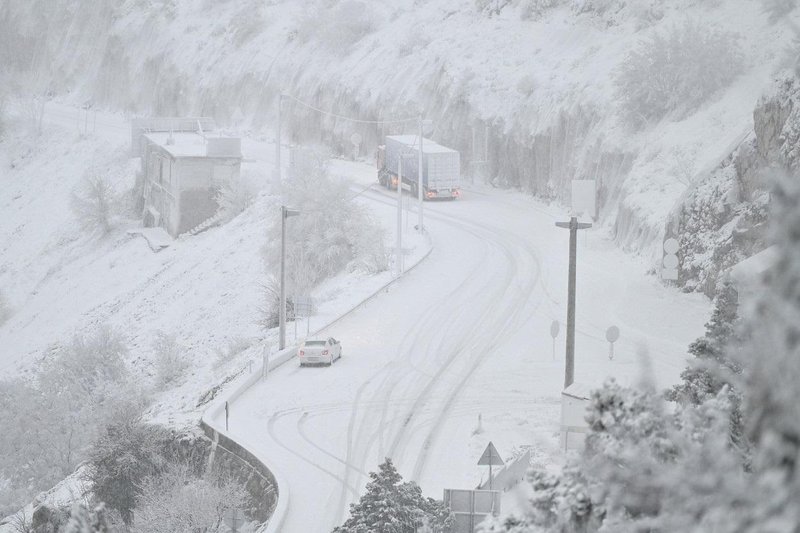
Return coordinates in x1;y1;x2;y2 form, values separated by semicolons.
666;281;746;454
0;326;137;517
71;171;116;236
264;145;386;303
334;458;452;533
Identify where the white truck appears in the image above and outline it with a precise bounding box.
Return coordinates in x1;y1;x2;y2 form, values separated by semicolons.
377;135;461;200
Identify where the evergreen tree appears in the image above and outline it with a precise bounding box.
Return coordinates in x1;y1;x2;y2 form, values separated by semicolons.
333;458;452;533
666;281;746;454
666;281;741;406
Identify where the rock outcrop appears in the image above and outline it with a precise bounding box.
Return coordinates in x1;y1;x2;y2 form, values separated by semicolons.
668;72;800;296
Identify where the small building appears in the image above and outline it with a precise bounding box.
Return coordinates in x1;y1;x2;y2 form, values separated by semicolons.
560;382;593;452
132;118;242;237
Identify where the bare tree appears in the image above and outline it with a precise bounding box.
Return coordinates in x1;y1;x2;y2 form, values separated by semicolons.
71;171;116;236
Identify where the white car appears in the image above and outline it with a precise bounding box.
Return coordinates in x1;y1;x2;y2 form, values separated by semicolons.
298;337;342;367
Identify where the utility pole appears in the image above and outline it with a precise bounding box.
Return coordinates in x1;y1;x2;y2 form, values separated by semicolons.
396;151;403;277
275;93;283;189
280;205;299;350
417;116;424;233
555;216;592;388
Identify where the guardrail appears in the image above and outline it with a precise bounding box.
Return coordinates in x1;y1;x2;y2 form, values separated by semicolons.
200;241;434;532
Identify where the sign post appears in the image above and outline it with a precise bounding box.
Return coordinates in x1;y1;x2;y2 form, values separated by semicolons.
605;326;620;360
555;217;592;388
477;442;505;491
549;320;560;360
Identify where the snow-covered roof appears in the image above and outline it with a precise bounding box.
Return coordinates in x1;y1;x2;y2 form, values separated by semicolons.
144;132;241;159
562;382;594;400
387;135;457;154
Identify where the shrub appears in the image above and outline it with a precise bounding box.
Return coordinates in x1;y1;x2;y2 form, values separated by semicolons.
71;171;116;235
131;463;247;533
152;331;189;389
214;172;258;223
615;21;744;128
88;413;170;524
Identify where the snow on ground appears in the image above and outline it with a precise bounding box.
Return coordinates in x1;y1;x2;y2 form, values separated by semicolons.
222;166;710;532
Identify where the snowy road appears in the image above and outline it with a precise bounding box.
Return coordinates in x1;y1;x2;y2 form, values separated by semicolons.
220;183;710;532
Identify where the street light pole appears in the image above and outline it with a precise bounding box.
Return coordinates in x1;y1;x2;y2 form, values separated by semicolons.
275;93;282;189
280;205;300;350
555;216;592;388
396;152;403;277
417;116;424;233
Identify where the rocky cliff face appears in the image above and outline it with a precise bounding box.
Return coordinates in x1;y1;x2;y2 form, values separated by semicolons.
669;73;800;296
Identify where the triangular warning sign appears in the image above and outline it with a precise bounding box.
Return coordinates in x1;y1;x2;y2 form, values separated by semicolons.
477;441;504;466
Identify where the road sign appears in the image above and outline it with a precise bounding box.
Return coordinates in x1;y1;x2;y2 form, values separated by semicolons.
478;442;504;466
550;320;559;360
606;325;620;360
444;489;500;533
293;295;315;317
662;238;679;281
571;180;597;218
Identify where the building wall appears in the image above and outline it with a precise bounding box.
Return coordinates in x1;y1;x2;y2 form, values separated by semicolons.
141;142;241;236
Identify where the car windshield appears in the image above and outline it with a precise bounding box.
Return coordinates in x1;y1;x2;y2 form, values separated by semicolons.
304;340;327;346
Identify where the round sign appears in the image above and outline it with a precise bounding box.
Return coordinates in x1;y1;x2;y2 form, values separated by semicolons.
350;133;362;146
663;254;679;269
550;320;560;339
605;325;620;343
663;237;679;255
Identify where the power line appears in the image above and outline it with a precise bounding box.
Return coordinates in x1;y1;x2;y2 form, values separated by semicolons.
281;93;417;125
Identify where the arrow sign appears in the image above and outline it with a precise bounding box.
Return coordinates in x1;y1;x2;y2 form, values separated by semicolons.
478;441;504;466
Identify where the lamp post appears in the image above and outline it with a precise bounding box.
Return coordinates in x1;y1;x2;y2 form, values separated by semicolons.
555;216;592;388
417;117;433;233
280;205;300;350
274;93;283;190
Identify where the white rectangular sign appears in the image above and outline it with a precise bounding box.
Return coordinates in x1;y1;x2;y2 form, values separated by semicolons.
571;180;597;218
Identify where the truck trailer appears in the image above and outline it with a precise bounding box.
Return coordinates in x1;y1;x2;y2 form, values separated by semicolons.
377;135;461;200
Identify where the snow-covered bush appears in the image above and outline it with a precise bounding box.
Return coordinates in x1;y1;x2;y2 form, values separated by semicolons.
615;21;744;128
264;145;386;300
152;331;189;389
88;413;170;524
519;0;565;20
132;463;247;533
296;1;378;53
214;172;258;223
71;171;117;236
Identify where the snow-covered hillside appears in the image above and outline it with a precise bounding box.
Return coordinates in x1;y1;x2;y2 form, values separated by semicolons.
3;0;797;261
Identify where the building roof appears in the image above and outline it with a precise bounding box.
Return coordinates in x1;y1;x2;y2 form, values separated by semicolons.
143;132;241;159
562;382;594;400
387;135;457;154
